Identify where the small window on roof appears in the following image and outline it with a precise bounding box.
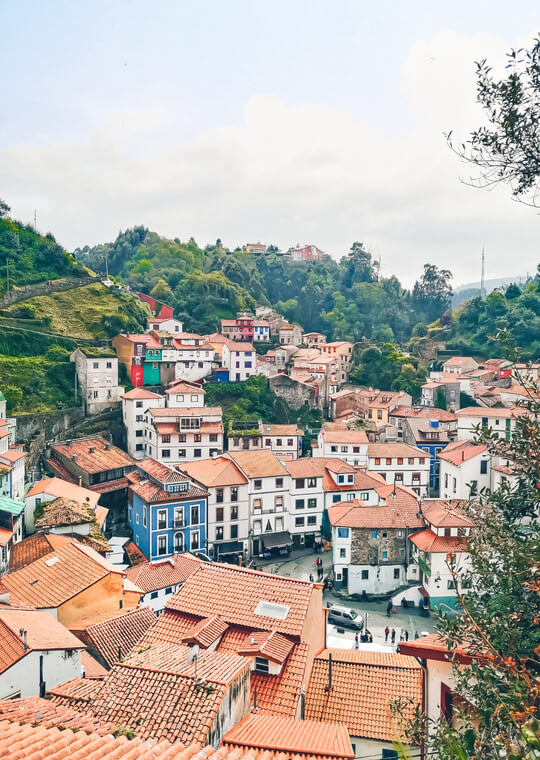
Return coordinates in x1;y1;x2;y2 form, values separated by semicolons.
254;601;290;620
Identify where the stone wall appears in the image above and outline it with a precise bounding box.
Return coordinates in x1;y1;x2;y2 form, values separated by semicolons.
269;374;317;410
350;527;405;566
0;277;99;308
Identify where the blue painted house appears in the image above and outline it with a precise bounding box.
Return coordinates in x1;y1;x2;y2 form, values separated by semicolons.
128;458;208;560
402;418;452;494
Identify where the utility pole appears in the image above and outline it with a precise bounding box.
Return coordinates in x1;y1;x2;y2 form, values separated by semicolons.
480;244;485;299
5;259;14;293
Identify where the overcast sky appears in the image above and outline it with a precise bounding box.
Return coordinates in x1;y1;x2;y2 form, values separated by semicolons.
1;0;538;286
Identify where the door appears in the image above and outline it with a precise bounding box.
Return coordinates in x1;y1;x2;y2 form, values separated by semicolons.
342;567;348;588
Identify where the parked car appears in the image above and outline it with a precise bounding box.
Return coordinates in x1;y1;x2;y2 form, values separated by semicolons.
327;604;364;630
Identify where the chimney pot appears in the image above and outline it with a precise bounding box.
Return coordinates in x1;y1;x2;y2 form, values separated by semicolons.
72;454;77;462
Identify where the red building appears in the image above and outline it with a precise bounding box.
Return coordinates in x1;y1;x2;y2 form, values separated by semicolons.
236;312;254;341
484;358;512;380
289;244;324;262
137;293;174;319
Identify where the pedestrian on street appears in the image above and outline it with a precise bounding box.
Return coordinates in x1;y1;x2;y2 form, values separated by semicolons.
391;628;396;644
386;600;392;617
405;630;409;642
309;573;313;582
414;630;419;639
354;633;359;649
384;626;390;642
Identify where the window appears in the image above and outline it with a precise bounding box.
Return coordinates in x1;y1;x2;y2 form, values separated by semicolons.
216;488;224;503
331;445;338;453
162;449;170;458
216;526;224;540
209;434;218;442
295;499;305;510
394;568;400;579
339;548;346;558
307;498;317;509
397;458;403;465
397;529;403;537
287;438;293;446
143;505;147;528
194;434;202;443
371;529;378;539
419;457;425;464
481;417;488;427
275;477;283;488
386;458;392;465
179;434;186;443
341;446;348;452
275;495;283;508
295;517;305;527
136;401;143;408
194;448;201;458
254;479;262;490
395;473;403;482
254;657;269;673
231;505;238;520
136;429;143;437
93;362;99;369
276;438;282;446
157;535;167;556
191;504;199;525
347;474;354;483
307;515;317;525
382;531;388;538
253;520;262;534
157;510;167;530
230;487;238;502
190;394;198;402
150;591;159;600
106;361;112;369
136;443;143;451
253;498;262;510
176;394;184;402
374;458;381;465
337;527;350;538
447;579;456;590
408;457;414;464
480;459;488;474
382;551;387;559
453;477;457;494
361;569;369;580
295;478;305;489
361;491;369;500
377;410;383;420
174;508;184;528
162;434;171;443
353;446;360;453
165;587;173;594
332;494;341;503
230;524;238;539
216;507;224;522
265;439;271;446
178;449;186;458
338;475;345;484
191;530;200;551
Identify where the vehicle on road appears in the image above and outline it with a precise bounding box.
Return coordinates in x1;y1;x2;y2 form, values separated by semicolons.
327;604;364;630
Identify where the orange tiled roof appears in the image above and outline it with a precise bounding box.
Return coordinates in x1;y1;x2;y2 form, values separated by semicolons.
304;649;422;742
0;617;25;674
150;406;223;418
321;429;368;444
237;630;294;664
125;553;202;593
48;676;104;706
181;615;229;648
70;607;157;668
26;477;101;505
410;528;468;553
399;632;474;663
0;609;84;672
222;713;354;760
1;540;122;608
81;649;108;678
438;440;488;466
166;562;314;637
368;443;432;458
128;470;208;504
140;608;201;646
180;457;248;487
121;387;164;400
328;500;423;530
390;405;458;421
225;450;289;478
0;696;113;734
457;406;516;417
165;382;205;395
421;499;474;528
50;437;135;474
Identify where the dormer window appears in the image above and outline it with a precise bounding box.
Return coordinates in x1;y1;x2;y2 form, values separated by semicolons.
254;657;269;673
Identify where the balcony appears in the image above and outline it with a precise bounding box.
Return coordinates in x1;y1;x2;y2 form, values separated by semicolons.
174;519;185;529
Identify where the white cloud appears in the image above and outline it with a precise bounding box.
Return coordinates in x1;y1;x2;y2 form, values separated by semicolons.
2;29;538;287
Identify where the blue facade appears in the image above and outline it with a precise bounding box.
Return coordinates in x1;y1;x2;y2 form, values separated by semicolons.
215;368;230;383
417;441;447;492
129;485;207;561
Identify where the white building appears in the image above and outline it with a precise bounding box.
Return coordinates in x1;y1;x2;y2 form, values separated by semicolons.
438;440;490;499
0;608;85;700
24;476;100;534
181;456;250;561
122;387;165;459
490;458;518;491
313;423;369;466
146;317;184;334
367;443;432;496
228;421;303;460
283;459;325;550
224;451;290;557
70;348;124;415
456;407;517;441
442;356;479;375
145;406;224;464
124;552;202;615
165;380;205;408
174;334;214;382
222;341;256;382
0;446;26;501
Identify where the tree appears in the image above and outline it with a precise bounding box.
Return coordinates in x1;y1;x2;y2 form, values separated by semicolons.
448;36;540;206
505;283;521;300
412;264;453;323
342;242;375;289
150;278;174;302
0;199;10;219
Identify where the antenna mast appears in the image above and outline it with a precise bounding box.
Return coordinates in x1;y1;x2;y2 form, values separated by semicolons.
480;244;485;299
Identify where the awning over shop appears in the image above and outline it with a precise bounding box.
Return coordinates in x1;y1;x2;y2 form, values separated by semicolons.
215;540;243;555
262;531;293;550
418;586;430;598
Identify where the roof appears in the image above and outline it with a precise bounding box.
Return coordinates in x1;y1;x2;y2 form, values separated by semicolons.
0;494;24;516
180;457;248;487
69;607;157;668
1;540;123;608
259;424;303;436
368;443;432;459
166;562;315;637
304;649;422;742
181;614;229;648
222;714;354;760
328;498;423;530
421;499;474;528
237;630;294;664
121;387;163;400
128;470;208;504
226;450;289;478
438;439;488;466
0;449;25;464
443;356;477;366
224;340;255;352
87;644;250;745
149;406;223;418
47;676;110;706
137;457;189;484
399;632;473;664
9;533;72;571
81;649;108;678
26;477;100;506
50;437;135;474
320;429;368;444
125;553;202;593
0;609;84;673
165;382;205;395
0;696;113;734
34;497;98;530
390;406;458;422
457;406;516;418
410;528;467;554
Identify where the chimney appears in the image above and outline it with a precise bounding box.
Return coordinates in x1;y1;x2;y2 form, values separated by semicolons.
19;628;28;651
79;477;83;488
89;446;95;454
105;442;111;450
326;652;332;693
462;450;465;462
72;454;77;462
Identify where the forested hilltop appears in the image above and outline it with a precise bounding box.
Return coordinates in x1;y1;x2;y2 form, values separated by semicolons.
75;230;454;341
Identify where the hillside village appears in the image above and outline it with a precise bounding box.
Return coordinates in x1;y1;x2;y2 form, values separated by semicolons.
0;234;537;760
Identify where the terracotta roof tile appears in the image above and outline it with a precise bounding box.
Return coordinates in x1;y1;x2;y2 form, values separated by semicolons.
0;617;25;674
0;696;113;734
304;649;422;742
390;406;457;421
25;478;100;505
410;528;468;553
125;553;202;593
70;607;157;668
225;451;289;478
48;676;105;706
328;499;423;530
121;387;164;400
81;649;108;678
237;630;294;664
421;499;474;528
321;429;368;444
50;437;135;474
88;476;130;494
128;471;208;504
0;609;84;669
368;443;432;458
222;714;354;760
181;615;229;648
166;563;314;637
150;407;223;418
457;406;517;417
438;440;488;465
180;457;248;487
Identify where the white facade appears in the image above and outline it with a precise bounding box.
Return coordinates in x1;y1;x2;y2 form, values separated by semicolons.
413;544;471;606
70;349;125;415
439;451;491;500
166;388;205;408
122;391;165;459
456;409;516;441
0;647;83;700
314;432;368;466
367;449;431;497
0;449;26;501
174;346;214;382
288;474;324;546
222;344;256;382
205;482;250;560
147;318;184;334
138;583;182;615
145;408;224;464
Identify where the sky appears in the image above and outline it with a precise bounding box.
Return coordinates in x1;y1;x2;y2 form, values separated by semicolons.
1;0;538;287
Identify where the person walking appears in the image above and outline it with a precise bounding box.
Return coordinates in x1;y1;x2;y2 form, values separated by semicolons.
414;630;419;639
386;600;392;617
309;573;314;582
354;633;359;649
391;628;396;645
405;629;409;642
384;626;390;642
